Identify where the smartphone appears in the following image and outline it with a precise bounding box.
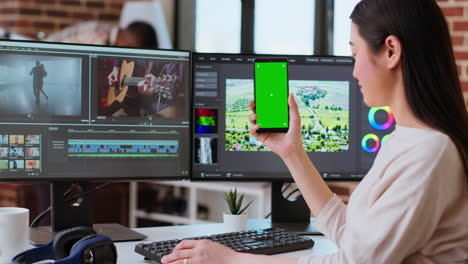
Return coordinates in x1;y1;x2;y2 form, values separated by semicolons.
254;58;289;133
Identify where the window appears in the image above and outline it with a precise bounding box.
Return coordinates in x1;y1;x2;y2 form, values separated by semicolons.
333;0;360;56
254;0;315;55
195;0;242;53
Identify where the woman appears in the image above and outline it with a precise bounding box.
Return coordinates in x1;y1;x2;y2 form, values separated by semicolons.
162;0;468;263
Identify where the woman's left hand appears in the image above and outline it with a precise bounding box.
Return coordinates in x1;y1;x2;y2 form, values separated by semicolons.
160;239;239;264
137;74;156;95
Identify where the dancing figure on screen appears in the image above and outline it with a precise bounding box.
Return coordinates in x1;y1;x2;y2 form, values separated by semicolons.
29;61;48;105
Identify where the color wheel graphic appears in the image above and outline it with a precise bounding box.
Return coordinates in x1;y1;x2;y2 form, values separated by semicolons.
368;106;394;130
362;106;394;153
381;134;390;146
361;134;380;153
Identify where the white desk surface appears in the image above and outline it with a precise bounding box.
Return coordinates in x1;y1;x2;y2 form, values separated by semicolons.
116;223;338;263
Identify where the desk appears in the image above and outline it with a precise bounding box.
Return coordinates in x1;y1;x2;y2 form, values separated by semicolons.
115;223;338;263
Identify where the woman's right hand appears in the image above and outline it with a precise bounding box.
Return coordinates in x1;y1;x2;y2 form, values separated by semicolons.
161;239;239;264
249;93;304;160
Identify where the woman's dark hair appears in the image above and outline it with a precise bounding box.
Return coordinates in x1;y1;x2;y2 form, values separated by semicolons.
351;0;468;177
126;21;158;49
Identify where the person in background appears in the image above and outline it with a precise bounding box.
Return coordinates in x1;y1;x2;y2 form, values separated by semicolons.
115;21;158;48
161;0;468;263
44;21;158;49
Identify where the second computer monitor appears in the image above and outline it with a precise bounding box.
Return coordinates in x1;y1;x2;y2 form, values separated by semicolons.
192;53;395;181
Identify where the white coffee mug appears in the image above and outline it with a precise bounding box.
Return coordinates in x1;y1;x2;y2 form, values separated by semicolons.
0;207;29;264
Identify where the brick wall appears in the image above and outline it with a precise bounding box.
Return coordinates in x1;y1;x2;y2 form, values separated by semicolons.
0;0;466;103
439;0;468;108
0;0;139;39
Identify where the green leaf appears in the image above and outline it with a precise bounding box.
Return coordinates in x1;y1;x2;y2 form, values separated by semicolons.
224;193;236;214
238;200;254;215
225;189;237;214
223;187;254;215
236;193;245;214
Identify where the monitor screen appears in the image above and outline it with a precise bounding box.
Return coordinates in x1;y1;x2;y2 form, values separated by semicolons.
0;40;191;181
192;53;395;181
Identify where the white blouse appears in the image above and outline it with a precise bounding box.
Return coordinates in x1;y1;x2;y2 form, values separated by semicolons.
299;125;468;263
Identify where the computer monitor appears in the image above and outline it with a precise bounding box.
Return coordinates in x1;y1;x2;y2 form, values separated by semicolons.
0;40;191;243
191;53;395;232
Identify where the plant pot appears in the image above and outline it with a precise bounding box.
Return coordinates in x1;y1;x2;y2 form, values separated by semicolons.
223;212;248;232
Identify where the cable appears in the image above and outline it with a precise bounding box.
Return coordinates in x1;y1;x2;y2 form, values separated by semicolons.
64;182;112;204
30;182;112;228
264;187;301;219
31;183;82;228
30;206;51;228
284;188;300;200
281;182;292;193
63;183;79;197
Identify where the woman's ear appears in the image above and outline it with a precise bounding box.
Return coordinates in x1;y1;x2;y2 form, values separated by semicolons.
384;35;402;69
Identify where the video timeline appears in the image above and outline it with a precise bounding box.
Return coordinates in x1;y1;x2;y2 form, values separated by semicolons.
68;139;179;158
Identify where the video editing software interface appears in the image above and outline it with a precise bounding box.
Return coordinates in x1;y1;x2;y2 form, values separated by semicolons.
192;54;395;180
0;41;191;180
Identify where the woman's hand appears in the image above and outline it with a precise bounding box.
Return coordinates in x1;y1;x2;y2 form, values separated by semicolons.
107;66;120;86
161;239;300;264
137;73;156;95
160;240;239;264
249;93;304;160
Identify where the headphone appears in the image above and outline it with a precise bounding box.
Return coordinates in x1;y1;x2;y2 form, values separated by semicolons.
12;226;117;264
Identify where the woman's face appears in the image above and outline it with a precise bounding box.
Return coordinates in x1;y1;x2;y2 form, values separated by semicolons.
350;23;393;107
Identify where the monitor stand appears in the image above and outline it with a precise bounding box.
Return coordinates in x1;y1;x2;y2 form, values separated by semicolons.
29;182;147;246
248;182;321;235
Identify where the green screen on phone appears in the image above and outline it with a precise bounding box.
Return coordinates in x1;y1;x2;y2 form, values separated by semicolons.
254;61;289;132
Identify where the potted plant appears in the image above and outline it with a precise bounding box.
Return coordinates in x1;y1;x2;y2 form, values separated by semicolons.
223;188;254;232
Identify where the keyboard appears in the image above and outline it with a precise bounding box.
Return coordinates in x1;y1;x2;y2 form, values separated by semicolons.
134;228;314;263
